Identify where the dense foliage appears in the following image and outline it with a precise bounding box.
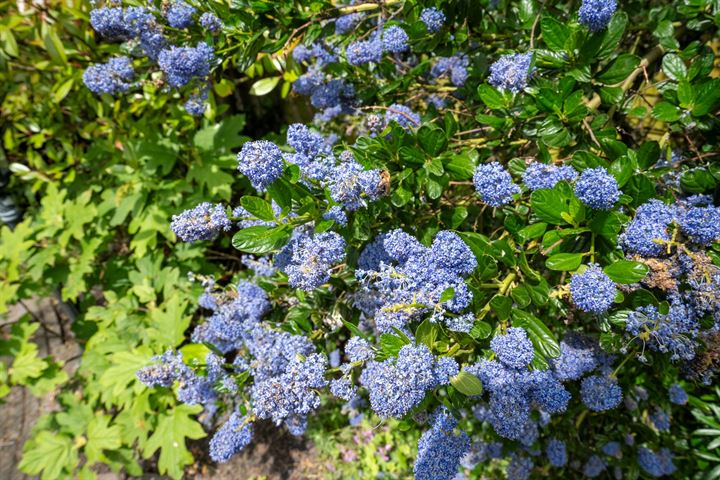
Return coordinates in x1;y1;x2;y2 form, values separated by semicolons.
2;0;720;479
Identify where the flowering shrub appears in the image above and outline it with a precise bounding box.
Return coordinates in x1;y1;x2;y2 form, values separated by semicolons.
3;0;720;479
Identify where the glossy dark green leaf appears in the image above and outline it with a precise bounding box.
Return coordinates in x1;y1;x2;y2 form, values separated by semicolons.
603;260;649;284
450;371;483;396
240;196;275;222
597;53;640;84
545;252;584;271
511;310;561;359
231;226;290;254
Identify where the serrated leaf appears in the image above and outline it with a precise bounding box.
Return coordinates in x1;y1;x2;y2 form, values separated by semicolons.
85;416;122;464
19;432;78;480
144;405;206;480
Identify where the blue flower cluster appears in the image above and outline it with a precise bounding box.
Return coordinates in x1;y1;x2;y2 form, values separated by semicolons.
170;202;231;242
251;353;328;432
335;13;363;34
473;162;521;207
466;328;570;443
431;55;469;86
82;56;135;95
602;441;622;458
385;104;421;130
346;36;384;65
583;455;607;478
619;200;676;256
419;7;445;33
679;203;720;245
551;332;600;381
359;344;457;418
209;412;253;463
165;1;196;29
414;408;470;480
650;407;671;431
157;42;214;88
506;454;534;480
522;162;578;191
668;383;688;405
626;300;699;362
382;25;409;53
345;336;374;362
580;374;622;411
488;53;534;94
278;231;346;291
570;264;616;314
574;167;621;210
236;140;284;192
355;230;476;333
578;0;618;32
546;439;568;467
637;447;676;477
86;2;216;114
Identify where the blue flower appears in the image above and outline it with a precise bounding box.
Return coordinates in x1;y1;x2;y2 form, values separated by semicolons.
491;327;535;368
236;140;284;192
419;7;445;33
626;301;699;362
431;55;469;86
385;103;420;129
165;1;196;29
282;231;346;291
574;167;620;210
668;383;688;405
602;441;622;458
83;56;135;95
330;377;357;401
522;162;578;190
335;13;363;34
346;38;383;65
583;455;607;478
414;408;470;480
488;53;534;94
679;205;720;245
158;42;214;88
473;162;520;207
580;375;622;411
170;202;231;242
323;206;348;226
184;91;208;116
650;407;671;431
507;454;534;480
382;25;409;53
619;200;676;256
637;447;676;477
570;264;616;314
209;412;253;462
578;0;617;32
546;439;567;467
199;12;222;32
551;332;599;381
345;337;374;362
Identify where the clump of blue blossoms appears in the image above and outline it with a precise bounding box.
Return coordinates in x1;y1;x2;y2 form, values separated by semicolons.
209;412;253;463
522;162;578;191
82;56;135;95
385;104;421;130
679;203;720;245
650;407;671;431
626;301;699;362
619;200;676;256
170;202;231;242
355;229;476;333
165;1;195;29
551;332;599;381
414;408;470;480
506;454;534;480
583;454;607;478
419;7;445;33
346;37;383;65
157;42;214;87
546;439;568;467
574;167;621;210
570;264;616;314
431;55;469;86
359;344;457;418
279;231;346;291
335;13;363;34
488;53;534;94
345;336;374;362
668;384;688;405
236;140;284;192
580;375;622;411
578;0;618;32
490;327;534;369
382;25;409;54
473;162;521;207
199;12;222;32
637;447;676;477
602;441;622;458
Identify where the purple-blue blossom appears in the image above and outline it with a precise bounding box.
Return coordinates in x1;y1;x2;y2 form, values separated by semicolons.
637;447;676;477
431;55;469;86
346;38;383;65
473;162;520;207
237;140;284;192
668;383;688;405
488;53;534;94
209;412;253;462
574;167;621;210
158;42;214;88
170;202;231;242
578;0;618;32
382;25;409;53
581;375;622;411
570;264;616;314
83;56;135;95
335;13;363;34
281;232;346;291
522;162;578;190
419;7;445;33
546;439;567;467
385;103;421;130
414;408;470;480
583;455;607;478
165;1;196;29
199;12;222;32
491;327;534;368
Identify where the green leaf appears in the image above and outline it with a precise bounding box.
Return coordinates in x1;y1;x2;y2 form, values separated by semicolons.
512;310;560;358
85;416;122;464
596;12;628;59
652;101;681;122
19;432;78;480
249;77;281;96
450;371;483;396
379;333;410;358
662;53;687;81
545;252;584;271
681;169;717;193
440;287;456;303
478;84;507;109
603;260;649;284
240;196;276;222
144;405;206;480
417;125;447;156
530;187;572;225
469;320;492;340
147;294;191;348
541;16;570;51
232;226;291;254
597;54;640;84
415;319;440;349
